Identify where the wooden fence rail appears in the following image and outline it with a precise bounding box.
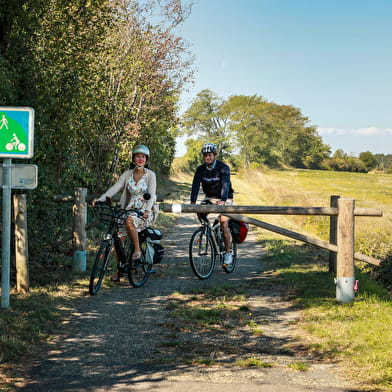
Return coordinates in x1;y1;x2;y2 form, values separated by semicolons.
160;203;382;217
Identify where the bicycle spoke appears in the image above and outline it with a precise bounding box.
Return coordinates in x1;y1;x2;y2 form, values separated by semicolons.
89;241;112;295
128;238;152;287
189;228;215;279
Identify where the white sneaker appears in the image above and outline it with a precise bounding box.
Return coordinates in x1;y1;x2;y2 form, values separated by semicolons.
223;252;233;266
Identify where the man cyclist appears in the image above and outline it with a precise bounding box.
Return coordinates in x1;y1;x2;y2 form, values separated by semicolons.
190;142;235;266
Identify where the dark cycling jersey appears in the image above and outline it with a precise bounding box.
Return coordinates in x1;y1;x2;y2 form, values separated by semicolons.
191;160;234;203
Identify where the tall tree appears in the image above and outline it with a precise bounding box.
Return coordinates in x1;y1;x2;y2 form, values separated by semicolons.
0;0;193;261
181;89;231;156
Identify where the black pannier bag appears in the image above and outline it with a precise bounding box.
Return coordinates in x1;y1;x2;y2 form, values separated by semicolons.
229;219;249;244
142;227;165;264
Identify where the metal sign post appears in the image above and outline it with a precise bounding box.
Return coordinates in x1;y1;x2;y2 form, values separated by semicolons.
1;159;12;308
1;107;35;308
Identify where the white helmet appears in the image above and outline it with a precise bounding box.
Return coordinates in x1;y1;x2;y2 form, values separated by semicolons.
132;145;150;160
201;143;217;154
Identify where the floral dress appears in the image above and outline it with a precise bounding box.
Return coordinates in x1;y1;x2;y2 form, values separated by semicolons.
124;174;154;232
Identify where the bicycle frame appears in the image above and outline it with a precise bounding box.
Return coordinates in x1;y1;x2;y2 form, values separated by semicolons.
201;219;222;256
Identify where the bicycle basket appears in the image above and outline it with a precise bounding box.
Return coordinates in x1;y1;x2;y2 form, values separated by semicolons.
97;204;127;227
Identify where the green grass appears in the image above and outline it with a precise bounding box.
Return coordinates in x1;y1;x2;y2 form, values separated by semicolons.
229;168;392;391
0;280;87;391
288;362;309;372
236;357;274;368
233;168;392;259
264;238;392;391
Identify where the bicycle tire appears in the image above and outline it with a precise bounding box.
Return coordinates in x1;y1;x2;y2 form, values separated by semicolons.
89;241;113;295
189;227;216;279
222;239;237;273
127;236;152;287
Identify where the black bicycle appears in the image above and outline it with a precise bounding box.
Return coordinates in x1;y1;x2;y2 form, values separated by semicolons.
89;201;152;295
189;215;237;279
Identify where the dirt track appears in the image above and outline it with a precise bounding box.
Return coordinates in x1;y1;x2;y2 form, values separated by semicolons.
17;214;359;392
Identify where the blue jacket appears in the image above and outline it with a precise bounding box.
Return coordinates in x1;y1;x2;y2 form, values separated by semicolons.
191;160;234;202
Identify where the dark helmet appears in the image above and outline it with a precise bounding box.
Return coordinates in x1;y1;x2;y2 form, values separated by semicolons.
201;143;217;154
132;145;150;160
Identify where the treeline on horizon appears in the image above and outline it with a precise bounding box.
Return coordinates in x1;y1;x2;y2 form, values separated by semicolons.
177;89;391;174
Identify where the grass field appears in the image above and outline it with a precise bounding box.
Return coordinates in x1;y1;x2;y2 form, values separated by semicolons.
229;168;392;391
170;166;392;391
232;168;392;260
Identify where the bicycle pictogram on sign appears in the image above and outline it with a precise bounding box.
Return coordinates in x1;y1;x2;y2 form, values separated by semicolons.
0;107;34;158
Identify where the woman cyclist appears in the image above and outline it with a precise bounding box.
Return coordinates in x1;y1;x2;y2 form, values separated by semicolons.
92;144;157;280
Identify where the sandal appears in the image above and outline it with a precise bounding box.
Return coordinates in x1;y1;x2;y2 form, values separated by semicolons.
110;270;120;282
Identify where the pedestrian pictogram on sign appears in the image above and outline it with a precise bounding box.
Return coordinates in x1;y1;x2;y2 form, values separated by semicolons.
0;107;34;158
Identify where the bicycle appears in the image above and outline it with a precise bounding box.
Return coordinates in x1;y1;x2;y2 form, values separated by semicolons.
89;200;152;295
189;215;237;279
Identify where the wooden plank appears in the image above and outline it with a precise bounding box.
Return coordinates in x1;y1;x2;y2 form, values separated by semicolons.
224;213;380;266
160;203;382;217
337;199;355;278
329;195;339;273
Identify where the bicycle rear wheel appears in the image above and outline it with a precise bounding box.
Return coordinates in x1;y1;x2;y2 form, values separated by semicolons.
189;227;215;279
127;236;152;287
89;241;113;295
222;239;237;273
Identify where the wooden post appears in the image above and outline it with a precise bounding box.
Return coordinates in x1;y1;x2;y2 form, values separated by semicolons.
336;198;355;303
329;195;340;273
72;187;87;272
13;194;30;293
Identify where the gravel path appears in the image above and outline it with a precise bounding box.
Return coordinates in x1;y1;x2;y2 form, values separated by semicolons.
18;215;359;392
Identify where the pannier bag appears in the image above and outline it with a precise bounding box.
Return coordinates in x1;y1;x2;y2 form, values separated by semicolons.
229;219;249;244
142;227;165;264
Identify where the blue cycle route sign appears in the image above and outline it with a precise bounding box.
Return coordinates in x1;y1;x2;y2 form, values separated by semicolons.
0;107;34;159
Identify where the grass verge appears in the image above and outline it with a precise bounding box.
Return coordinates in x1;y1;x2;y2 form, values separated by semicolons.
263;237;392;392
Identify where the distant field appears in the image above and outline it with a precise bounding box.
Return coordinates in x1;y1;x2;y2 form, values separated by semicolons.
232;168;392;260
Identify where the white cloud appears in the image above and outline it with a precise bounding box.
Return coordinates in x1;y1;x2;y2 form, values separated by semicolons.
317;127;348;136
318;127;392;137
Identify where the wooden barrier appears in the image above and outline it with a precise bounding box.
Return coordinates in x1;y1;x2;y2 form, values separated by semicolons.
51;193;382;303
161;201;382;303
329;195;339;272
160;203;382;217
223;213;380;266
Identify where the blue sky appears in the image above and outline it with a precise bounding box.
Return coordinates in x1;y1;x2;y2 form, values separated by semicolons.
176;0;392;157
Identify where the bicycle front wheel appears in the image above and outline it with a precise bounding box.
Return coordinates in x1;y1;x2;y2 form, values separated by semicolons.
189;228;215;279
89;241;113;295
127;237;152;288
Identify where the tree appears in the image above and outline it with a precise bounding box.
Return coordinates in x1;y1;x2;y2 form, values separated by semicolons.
0;0;194;263
359;151;378;172
181;90;330;170
181;89;231;157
